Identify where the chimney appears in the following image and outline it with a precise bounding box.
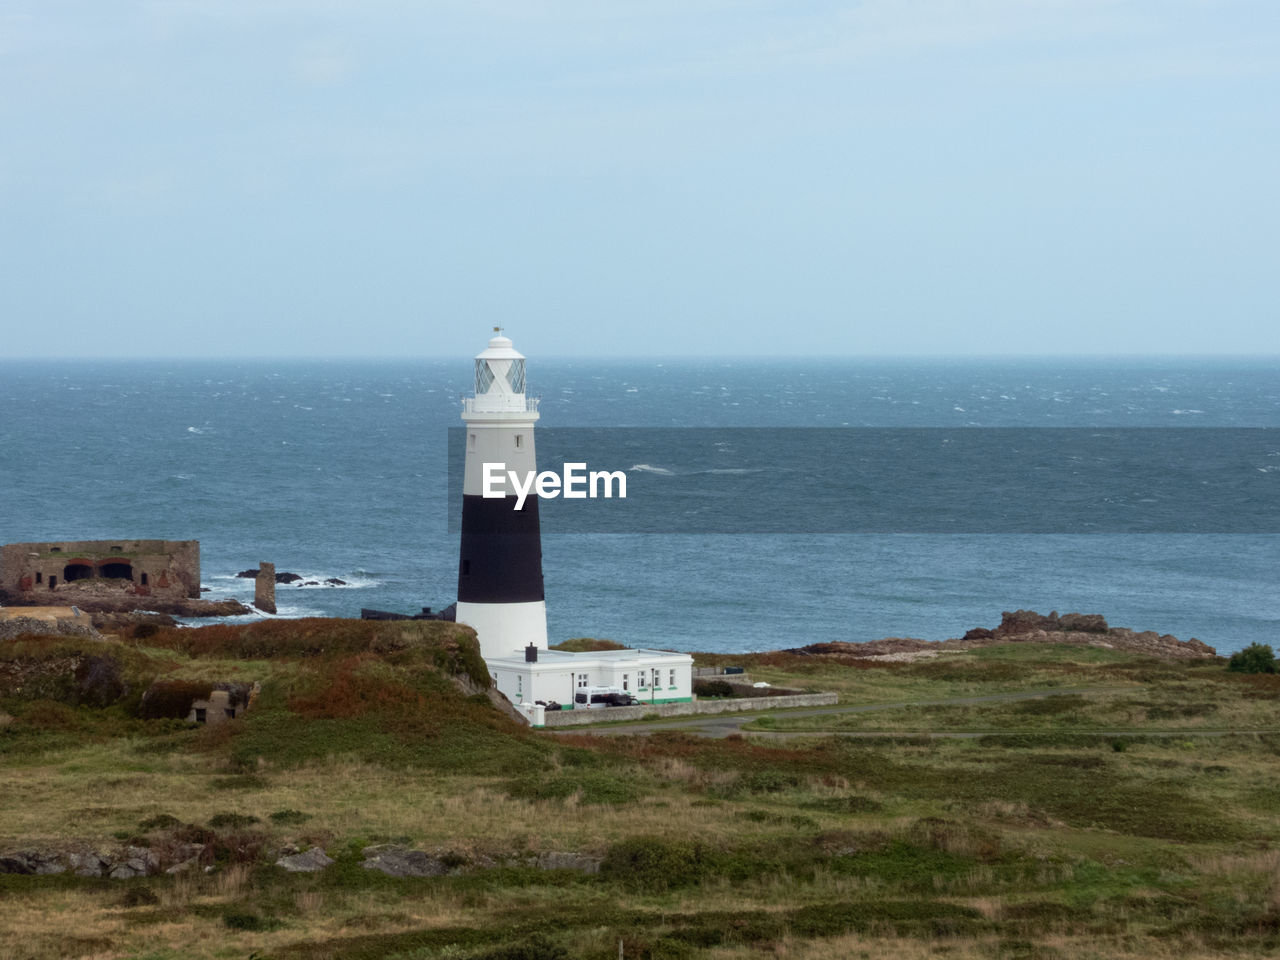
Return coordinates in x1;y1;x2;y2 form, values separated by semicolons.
525;644;538;663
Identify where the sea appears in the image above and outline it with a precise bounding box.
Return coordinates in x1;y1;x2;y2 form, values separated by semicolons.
1;357;1277;655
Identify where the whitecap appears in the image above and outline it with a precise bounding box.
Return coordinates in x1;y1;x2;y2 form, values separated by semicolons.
1172;409;1205;415
285;572;382;590
629;464;676;476
187;426;203;434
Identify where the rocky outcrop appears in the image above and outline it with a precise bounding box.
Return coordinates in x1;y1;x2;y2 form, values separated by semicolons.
0;616;99;641
2;840;601;879
46;596;252;618
88;611;178;632
360;844;451;878
0;845;163;878
786;610;1217;661
275;846;333;873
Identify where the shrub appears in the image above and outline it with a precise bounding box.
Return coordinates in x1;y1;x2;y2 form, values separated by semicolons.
208;812;259;828
505;771;642;805
692;679;737;699
551;637;627;652
269;809;312;825
475;934;568;960
138;813;181;831
599;837;721;891
1227;643;1277;674
222;910;280;931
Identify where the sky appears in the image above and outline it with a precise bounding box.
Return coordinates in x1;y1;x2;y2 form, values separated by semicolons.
1;1;1277;359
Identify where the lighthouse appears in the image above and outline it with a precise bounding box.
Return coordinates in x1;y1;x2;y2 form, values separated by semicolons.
455;330;548;660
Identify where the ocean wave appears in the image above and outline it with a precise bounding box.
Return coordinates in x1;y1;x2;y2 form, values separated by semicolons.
286;573;381;589
629;463;676;476
1172;409;1205;415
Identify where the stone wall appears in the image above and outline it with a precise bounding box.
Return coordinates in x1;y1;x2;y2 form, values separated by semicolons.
0;540;200;603
540;691;839;727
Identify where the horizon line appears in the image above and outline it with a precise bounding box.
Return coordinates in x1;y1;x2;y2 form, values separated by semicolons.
4;352;1280;363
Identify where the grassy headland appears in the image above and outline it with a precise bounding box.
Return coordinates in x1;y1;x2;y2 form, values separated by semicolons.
2;619;1279;959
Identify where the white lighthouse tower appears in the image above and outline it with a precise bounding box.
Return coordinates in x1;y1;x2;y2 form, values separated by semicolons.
455;330;548;660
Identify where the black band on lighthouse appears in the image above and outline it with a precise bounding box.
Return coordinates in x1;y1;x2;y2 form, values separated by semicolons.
457;494;545;603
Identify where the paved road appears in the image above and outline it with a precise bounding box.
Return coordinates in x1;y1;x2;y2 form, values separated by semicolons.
549;686;1280;739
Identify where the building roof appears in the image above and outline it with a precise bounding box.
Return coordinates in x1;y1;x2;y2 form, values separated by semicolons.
485;647;692;670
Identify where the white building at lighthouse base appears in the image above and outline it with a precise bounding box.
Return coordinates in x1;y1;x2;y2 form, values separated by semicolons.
485;646;693;720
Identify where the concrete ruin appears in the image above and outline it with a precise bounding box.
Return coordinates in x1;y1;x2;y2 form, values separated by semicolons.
0;540;200;603
189;683;258;725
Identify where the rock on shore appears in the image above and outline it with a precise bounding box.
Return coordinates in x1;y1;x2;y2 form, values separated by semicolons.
788;610;1217;661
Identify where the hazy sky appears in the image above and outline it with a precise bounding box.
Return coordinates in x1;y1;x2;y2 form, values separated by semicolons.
2;1;1277;358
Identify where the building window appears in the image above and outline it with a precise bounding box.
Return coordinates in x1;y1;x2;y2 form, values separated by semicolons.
49;576;57;589
638;673;647;689
110;546;122;553
652;669;661;688
669;669;676;686
622;674;629;691
35;572;42;584
577;674;588;688
141;572;148;586
50;547;61;553
194;708;206;723
225;708;236;719
516;675;523;698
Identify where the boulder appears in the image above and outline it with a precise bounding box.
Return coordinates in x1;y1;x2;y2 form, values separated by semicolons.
324;578;348;586
360;844;449;878
1058;613;1109;633
275;572;302;584
276;846;333;873
108;846;158;879
235;569;259;579
68;851;108;877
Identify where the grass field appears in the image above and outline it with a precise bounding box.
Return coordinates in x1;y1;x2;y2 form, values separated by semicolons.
3;622;1280;959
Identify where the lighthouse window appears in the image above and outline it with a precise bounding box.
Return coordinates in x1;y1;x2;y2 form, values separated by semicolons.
468;434;476;450
514;435;523;449
475;359;495;393
506;359;525;394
